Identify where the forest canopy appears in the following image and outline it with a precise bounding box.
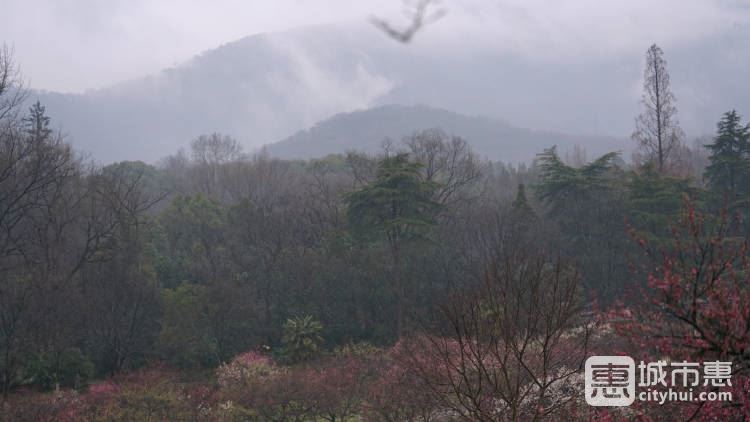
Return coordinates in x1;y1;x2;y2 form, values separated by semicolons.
0;37;749;421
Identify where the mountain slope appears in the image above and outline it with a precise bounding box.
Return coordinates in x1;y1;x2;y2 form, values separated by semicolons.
266;104;629;163
33;25;394;162
28;22;750;163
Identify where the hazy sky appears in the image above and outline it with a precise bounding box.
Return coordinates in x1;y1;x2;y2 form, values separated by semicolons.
2;0;749;93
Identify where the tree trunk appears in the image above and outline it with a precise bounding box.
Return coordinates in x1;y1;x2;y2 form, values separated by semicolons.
391;236;403;338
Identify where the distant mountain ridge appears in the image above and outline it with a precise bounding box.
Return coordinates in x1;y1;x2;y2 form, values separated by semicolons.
266;104;629;163
26;21;750;163
32;24;395;163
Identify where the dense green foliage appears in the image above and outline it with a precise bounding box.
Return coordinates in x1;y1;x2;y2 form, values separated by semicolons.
280;316;324;364
705;110;750;203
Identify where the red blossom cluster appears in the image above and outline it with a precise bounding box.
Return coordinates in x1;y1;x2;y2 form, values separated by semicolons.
605;201;750;420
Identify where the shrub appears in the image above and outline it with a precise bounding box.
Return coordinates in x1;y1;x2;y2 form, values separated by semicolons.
215;351;279;388
22;348;94;391
0;391;76;422
65;365;214;421
333;341;380;358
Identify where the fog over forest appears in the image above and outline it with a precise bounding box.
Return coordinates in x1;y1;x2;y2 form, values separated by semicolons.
8;1;750;163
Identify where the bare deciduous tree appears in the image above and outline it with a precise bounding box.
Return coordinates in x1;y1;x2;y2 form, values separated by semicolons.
81;164;166;374
0;45;26;123
401;215;591;421
345;129;485;207
404;129;484;206
345;151;378;187
190;133;243;165
190;133;244;198
632;44;684;173
0;100;102;396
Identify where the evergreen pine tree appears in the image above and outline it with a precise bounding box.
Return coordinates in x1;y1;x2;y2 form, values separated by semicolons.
22;101;53;142
345;153;441;337
511;183;536;222
628;163;696;245
704;110;750;199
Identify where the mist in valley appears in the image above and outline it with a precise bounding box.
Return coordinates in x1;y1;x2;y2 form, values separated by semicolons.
1;1;749;420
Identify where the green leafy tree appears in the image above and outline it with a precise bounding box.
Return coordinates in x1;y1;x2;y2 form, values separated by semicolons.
156;194;260;367
535;147;629;298
535;146;621;217
157;194;229;283
157;284;220;368
627;163;697;246
157;279;260;368
345;153;441;336
704;110;750;201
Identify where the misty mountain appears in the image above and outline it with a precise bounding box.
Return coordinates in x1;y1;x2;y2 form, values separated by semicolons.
32;26;394;163
28;22;750;163
266;104;628;163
